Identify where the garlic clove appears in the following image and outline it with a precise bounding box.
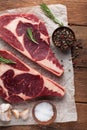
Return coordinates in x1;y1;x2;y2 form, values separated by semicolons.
12;109;20;119
0;110;12;122
32;100;57;125
0;103;12;113
19;109;29;120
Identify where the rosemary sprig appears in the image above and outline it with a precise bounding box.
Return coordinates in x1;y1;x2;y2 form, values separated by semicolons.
27;28;39;44
0;57;16;64
40;3;64;27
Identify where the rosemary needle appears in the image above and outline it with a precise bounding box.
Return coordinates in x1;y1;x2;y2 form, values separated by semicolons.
27;28;39;45
0;57;16;64
40;3;63;26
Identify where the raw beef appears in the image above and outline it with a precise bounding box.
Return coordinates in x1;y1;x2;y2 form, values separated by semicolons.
0;50;65;104
0;14;63;76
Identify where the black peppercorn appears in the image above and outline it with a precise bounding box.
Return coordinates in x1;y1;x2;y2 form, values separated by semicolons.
52;26;76;52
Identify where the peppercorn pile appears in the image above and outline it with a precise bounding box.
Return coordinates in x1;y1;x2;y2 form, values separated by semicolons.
52;26;83;68
52;26;76;52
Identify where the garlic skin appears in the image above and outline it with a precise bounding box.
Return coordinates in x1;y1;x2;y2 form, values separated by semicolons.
0;109;12;122
19;109;29;120
12;109;20;119
0;103;12;122
0;103;12;113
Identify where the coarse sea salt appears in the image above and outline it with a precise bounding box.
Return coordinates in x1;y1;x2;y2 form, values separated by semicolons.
34;102;54;122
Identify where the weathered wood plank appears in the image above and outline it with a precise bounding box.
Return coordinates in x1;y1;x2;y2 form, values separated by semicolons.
75;68;87;102
0;0;87;25
71;26;87;68
70;26;87;103
0;103;87;130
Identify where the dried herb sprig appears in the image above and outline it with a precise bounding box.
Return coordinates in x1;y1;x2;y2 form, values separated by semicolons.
40;3;63;26
0;57;16;64
27;28;39;44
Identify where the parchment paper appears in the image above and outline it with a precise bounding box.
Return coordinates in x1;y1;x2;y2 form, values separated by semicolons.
0;4;77;126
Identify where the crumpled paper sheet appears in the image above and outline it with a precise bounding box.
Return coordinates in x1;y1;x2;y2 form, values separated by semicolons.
0;4;77;126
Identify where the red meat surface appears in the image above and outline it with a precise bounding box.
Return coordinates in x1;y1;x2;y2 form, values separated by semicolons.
0;14;64;76
0;50;65;104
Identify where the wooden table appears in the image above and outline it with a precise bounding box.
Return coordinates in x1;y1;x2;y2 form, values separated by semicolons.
0;0;87;130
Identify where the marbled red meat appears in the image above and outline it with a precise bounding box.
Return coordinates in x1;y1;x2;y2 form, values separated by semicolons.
0;14;63;76
0;50;65;104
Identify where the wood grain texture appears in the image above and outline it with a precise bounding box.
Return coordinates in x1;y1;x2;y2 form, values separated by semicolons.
71;26;87;68
0;0;87;130
71;26;87;103
0;0;87;25
75;68;87;103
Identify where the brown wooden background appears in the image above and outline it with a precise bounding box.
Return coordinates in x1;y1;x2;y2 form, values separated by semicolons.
0;0;87;130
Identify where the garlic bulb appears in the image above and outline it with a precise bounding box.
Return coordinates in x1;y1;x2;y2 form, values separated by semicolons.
0;103;12;122
0;103;11;113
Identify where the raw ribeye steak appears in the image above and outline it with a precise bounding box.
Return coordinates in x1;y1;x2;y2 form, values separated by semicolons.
0;14;63;76
0;50;65;104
